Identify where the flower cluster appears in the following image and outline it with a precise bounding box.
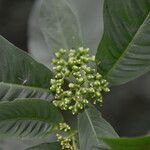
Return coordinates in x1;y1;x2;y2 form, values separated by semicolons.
50;47;110;114
56;134;73;150
59;123;71;132
56;123;74;150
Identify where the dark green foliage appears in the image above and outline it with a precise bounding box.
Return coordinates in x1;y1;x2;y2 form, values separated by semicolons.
0;99;63;138
25;142;61;150
96;0;150;85
78;105;118;150
103;136;150;150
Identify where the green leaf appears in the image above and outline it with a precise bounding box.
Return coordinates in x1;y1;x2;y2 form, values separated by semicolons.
96;0;150;85
0;35;54;101
103;136;150;150
0;35;53;88
78;105;119;150
28;0;54;69
38;0;82;52
0;99;63;138
25;142;61;150
28;0;104;69
0;82;53;101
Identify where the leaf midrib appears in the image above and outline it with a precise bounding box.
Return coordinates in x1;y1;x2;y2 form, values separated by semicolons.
105;11;150;78
85;110;100;145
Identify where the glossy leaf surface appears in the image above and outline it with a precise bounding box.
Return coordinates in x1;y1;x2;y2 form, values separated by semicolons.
96;0;150;85
103;136;150;150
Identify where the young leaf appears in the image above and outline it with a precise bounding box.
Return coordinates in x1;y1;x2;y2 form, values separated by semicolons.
0;83;53;101
96;0;150;85
39;0;82;51
0;99;63;138
0;35;53;88
28;0;53;69
103;136;150;150
28;0;104;69
27;0;82;69
78;105;119;150
25;142;61;150
69;0;104;52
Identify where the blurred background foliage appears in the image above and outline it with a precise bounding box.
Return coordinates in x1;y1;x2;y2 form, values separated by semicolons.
0;0;34;50
0;0;150;149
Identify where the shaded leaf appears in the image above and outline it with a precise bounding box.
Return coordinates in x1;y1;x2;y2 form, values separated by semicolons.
69;0;104;52
0;35;53;88
28;0;53;68
28;0;104;68
0;82;53;101
96;0;150;85
103;136;150;150
78;105;118;150
0;35;53;101
0;99;63;138
39;0;82;52
25;142;61;150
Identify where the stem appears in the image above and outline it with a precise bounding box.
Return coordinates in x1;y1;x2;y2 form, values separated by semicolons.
67;130;78;150
72;136;78;150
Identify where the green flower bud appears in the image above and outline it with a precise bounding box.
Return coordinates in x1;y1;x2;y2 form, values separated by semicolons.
103;87;110;92
56;133;73;150
57;59;65;65
68;83;74;88
80;88;87;94
95;91;101;97
52;58;58;64
59;123;71;132
101;79;107;84
90;56;95;61
55;73;63;79
68;60;74;65
93;81;101;86
66;91;72;96
76;102;83;109
82;99;89;104
60;48;66;54
50;79;56;84
76;91;80;96
95;73;102;80
88;88;95;93
77;78;84;83
55;52;61;58
55;66;62;72
87;75;94;80
72;65;79;71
